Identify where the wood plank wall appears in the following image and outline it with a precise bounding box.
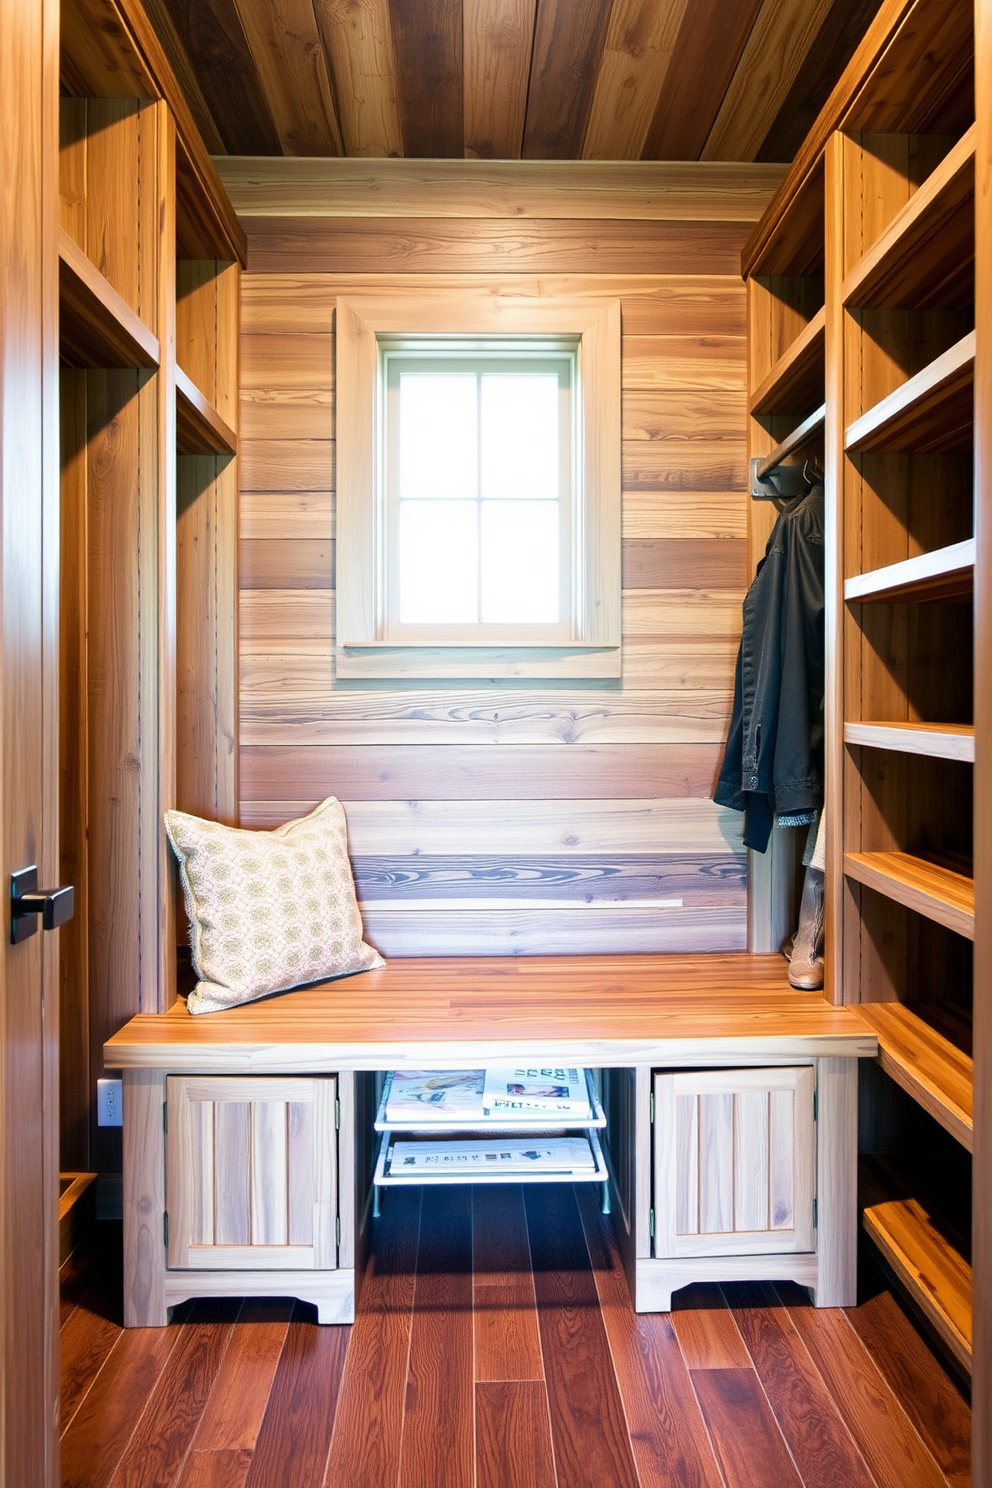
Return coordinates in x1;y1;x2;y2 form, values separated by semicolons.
238;201;757;957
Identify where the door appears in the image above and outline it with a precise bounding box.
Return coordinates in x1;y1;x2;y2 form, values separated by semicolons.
166;1076;339;1270
653;1066;816;1259
1;0;60;1483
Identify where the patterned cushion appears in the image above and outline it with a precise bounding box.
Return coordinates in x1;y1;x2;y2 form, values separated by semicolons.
165;798;385;1014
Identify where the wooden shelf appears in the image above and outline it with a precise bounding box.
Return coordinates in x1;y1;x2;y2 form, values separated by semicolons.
749;305;825;415
844;851;974;939
58;228;160;370
863;1196;972;1373
844;722;974;763
845;332;975;453
844;538;974;603
854;1002;972;1150
842;126;975;309
754;403;826;481
176;365;238;456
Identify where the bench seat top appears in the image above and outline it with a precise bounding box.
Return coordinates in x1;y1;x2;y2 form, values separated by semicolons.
105;953;876;1072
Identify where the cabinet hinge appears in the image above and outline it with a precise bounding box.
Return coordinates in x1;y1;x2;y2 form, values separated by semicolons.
163;1102;168;1135
812;1197;817;1230
163;1212;169;1249
649;1206;655;1238
334;1098;340;1131
812;1088;818;1122
649;1092;655;1124
335;1215;341;1244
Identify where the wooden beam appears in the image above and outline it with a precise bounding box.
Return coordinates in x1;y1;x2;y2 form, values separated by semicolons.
311;0;403;158
231;0;343;156
214;157;787;220
580;0;691;161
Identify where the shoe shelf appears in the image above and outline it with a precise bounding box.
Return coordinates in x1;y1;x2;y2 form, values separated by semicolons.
59;228;160;371
844;538;974;603
844;851;974;939
842;126;975;310
855;1002;973;1151
748;304;825;416
845;331;975;453
862;1191;972;1372
843;722;974;763
176;365;238;456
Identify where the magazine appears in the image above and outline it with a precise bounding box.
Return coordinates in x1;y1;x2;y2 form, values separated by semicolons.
387;1136;597;1174
482;1065;592;1118
383;1069;485;1122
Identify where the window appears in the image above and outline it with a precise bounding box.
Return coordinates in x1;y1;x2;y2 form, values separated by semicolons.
336;294;620;679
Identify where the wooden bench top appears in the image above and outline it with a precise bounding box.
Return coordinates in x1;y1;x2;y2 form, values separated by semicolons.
105;954;877;1072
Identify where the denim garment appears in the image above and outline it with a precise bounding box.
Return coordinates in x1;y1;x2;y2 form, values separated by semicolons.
714;482;824;852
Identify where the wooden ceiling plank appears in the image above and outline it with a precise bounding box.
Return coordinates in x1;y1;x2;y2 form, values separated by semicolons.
580;0;692;161
701;0;838;162
311;0;403;157
230;0;343;155
140;0;227;153
388;0;464;157
641;0;765;161
522;0;613;159
215;157;785;219
463;0;537;160
757;0;886;163
159;0;282;155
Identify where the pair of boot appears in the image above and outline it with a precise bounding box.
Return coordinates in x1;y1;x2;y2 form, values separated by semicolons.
787;865;824;989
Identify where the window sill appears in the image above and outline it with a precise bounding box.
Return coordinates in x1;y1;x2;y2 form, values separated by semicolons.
335;642;622;681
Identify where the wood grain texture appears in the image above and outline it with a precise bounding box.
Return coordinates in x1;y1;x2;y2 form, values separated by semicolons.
158;0;282;154
581;0;690;161
669;1284;751;1370
476;1380;557;1488
244;1303;348;1487
463;0;536;159
311;0;404;157
388;0;463;158
691;1367;804;1488
642;0;765;161
191;1300;293;1451
522;0;612;159
231;0;343;156
473;1186;544;1382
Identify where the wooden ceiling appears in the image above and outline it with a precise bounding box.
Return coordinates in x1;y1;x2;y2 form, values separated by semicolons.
147;0;885;163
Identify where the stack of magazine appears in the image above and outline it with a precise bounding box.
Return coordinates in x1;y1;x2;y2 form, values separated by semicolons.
382;1065;592;1124
387;1135;597;1176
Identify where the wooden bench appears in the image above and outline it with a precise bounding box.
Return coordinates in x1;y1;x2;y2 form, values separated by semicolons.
105;953;876;1325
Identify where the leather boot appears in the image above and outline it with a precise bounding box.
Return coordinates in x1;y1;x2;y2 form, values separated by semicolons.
788;866;824;989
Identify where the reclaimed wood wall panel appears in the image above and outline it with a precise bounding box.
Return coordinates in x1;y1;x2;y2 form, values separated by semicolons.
238;209;751;956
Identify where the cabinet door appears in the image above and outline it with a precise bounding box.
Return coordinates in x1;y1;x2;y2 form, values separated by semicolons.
166;1076;338;1270
654;1067;815;1258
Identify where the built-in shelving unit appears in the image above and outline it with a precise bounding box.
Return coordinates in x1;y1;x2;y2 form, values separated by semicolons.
743;0;980;1380
176;365;237;455
58;229;160;369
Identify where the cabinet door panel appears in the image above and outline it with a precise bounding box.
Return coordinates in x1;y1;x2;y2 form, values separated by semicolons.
167;1075;338;1270
654;1066;815;1258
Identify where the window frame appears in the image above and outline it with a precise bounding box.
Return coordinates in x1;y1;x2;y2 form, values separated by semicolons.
335;292;621;680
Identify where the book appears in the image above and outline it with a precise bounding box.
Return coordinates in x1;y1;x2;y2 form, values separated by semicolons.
383;1069;485;1122
387;1136;597;1174
482;1065;592;1118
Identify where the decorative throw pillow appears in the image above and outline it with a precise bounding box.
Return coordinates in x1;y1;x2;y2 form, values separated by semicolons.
165;797;385;1014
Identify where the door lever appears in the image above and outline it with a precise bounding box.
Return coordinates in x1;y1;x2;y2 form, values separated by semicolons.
11;866;74;944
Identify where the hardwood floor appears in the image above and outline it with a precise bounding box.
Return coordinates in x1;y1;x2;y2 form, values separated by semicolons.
60;1188;970;1488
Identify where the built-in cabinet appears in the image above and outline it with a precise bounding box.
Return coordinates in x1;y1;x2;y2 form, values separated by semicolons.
744;0;981;1384
57;0;244;1179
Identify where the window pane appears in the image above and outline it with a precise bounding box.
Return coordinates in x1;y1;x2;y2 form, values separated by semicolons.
480;501;560;623
399;500;478;623
399;375;477;500
480;375;560;501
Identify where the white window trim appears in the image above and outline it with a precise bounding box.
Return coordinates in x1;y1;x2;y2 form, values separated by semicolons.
335;293;621;680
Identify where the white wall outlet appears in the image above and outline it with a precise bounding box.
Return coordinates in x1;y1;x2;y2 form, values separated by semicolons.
97;1078;123;1127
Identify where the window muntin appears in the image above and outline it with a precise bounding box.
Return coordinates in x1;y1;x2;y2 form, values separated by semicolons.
380;340;576;643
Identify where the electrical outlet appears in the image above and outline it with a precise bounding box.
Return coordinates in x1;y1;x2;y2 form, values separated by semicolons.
97;1078;123;1127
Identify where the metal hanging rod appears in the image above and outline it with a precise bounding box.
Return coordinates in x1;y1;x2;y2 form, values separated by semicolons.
750;403;826;500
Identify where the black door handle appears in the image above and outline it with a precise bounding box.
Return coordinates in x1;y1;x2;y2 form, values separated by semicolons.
10;866;75;943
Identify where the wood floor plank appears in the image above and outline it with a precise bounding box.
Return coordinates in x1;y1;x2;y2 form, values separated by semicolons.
576;1188;724;1488
244;1304;349;1488
323;1186;421;1488
60;1314;189;1488
473;1186;543;1382
691;1368;803;1488
60;1300;123;1431
777;1283;948;1488
191;1299;294;1452
176;1448;253;1488
670;1283;751;1370
106;1300;241;1488
723;1282;876;1488
398;1187;475;1488
524;1184;640;1488
475;1380;557;1488
846;1278;971;1481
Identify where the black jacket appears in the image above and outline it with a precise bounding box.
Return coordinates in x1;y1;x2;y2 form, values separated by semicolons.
714;482;824;852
